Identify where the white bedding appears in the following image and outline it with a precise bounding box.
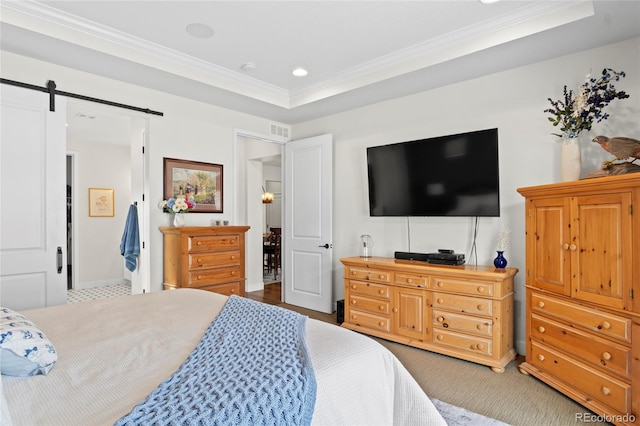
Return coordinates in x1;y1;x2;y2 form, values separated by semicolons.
2;289;445;426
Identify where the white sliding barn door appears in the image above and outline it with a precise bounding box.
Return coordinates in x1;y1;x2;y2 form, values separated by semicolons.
283;134;333;313
1;85;67;310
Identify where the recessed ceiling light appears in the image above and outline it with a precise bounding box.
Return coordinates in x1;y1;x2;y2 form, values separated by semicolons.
479;0;501;4
240;63;256;72
292;68;308;77
186;23;214;38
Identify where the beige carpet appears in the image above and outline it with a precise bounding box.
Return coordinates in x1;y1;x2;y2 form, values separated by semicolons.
279;303;609;426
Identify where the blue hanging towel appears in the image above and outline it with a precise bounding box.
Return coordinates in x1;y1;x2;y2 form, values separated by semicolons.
120;204;140;272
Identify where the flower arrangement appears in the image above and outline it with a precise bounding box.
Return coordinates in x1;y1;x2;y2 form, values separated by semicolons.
544;68;629;138
496;227;511;252
158;197;196;214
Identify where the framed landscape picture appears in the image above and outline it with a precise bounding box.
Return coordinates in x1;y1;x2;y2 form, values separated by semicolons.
163;158;223;213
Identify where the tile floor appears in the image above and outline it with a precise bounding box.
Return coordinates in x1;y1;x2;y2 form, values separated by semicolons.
67;283;131;303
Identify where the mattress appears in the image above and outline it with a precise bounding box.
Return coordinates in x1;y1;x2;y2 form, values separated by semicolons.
2;289;445;425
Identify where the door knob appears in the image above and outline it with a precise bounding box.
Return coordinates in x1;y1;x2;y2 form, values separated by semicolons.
57;246;63;274
318;243;331;249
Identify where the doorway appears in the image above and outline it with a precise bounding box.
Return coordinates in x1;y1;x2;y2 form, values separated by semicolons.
65;100;149;294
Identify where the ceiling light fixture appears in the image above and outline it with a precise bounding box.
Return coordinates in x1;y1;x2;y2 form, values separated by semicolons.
186;23;214;38
292;68;308;77
240;63;256;72
479;0;501;4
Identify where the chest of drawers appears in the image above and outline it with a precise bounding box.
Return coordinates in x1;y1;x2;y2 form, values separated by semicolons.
160;226;249;296
341;256;517;372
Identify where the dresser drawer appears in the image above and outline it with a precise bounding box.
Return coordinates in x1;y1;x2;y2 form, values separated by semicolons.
531;314;630;378
196;281;242;296
188;266;241;286
189;251;241;269
346;267;392;284
433;309;493;337
531;293;631;343
433;328;492;356
432;277;494;297
349;295;390;315
395;272;429;288
432;292;493;317
347;280;390;300
347;309;391;333
188;235;240;253
530;341;631;414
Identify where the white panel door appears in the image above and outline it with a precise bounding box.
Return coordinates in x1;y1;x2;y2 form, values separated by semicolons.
283;134;333;313
1;85;67;310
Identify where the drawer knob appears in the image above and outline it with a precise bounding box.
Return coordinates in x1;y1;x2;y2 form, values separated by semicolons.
231;255;236;260
437;316;445;323
569;244;577;251
379;274;385;279
477;286;485;293
563;243;569;250
436;334;443;341
197;258;203;263
538;301;545;308
437;282;444;287
230;289;235;293
476;343;483;350
231;271;236;276
538;326;545;333
197;275;202;280
351;300;357;305
197;241;202;246
601;387;611;396
378;289;385;295
476;324;484;330
378;305;385;311
599;321;611;330
351;284;357;289
351;271;356;276
378;321;385;327
351;314;357;320
477;304;485;311
538;354;545;362
407;278;413;283
602;352;612;361
392;308;398;313
437;299;444;304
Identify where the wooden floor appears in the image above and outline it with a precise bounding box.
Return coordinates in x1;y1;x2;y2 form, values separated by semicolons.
247;282;281;305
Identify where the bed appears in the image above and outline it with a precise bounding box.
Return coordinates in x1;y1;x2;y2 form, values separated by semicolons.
1;288;446;425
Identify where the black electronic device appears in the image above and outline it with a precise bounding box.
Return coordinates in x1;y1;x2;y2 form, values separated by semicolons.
336;299;344;324
438;249;454;254
427;252;465;261
394;251;431;262
427;258;466;266
367;128;500;217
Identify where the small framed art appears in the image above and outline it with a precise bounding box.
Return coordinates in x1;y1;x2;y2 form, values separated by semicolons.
88;188;114;217
163;158;223;213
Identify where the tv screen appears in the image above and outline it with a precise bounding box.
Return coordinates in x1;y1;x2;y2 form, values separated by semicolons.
367;128;500;217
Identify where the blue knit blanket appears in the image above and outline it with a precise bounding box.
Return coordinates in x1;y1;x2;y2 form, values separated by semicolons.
114;295;316;426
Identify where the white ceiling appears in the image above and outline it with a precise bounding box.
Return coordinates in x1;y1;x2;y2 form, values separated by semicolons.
1;0;639;132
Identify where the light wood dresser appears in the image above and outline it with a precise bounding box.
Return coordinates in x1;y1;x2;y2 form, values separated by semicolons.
340;256;518;372
518;174;640;425
160;226;250;297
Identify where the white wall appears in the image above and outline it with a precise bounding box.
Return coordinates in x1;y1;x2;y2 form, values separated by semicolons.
1;50;277;295
66;139;131;288
292;37;640;355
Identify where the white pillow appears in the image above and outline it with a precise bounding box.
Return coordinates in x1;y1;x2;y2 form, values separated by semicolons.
0;307;57;376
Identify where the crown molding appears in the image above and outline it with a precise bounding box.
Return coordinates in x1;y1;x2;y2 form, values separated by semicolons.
2;1;593;111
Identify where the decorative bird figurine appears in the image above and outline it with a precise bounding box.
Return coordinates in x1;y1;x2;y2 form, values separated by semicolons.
592;136;640;169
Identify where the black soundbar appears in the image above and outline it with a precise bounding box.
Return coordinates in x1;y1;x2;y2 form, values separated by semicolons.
394;251;431;262
395;251;465;264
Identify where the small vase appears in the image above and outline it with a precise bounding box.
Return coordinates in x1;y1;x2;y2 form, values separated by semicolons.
493;251;507;269
173;213;185;227
560;136;581;181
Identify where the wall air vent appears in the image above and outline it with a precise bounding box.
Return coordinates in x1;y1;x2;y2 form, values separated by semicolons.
269;122;290;140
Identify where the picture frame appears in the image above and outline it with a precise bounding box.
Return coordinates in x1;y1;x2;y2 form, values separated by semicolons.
88;188;114;217
163;157;223;213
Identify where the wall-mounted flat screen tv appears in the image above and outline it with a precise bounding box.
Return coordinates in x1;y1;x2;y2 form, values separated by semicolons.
367;128;500;217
